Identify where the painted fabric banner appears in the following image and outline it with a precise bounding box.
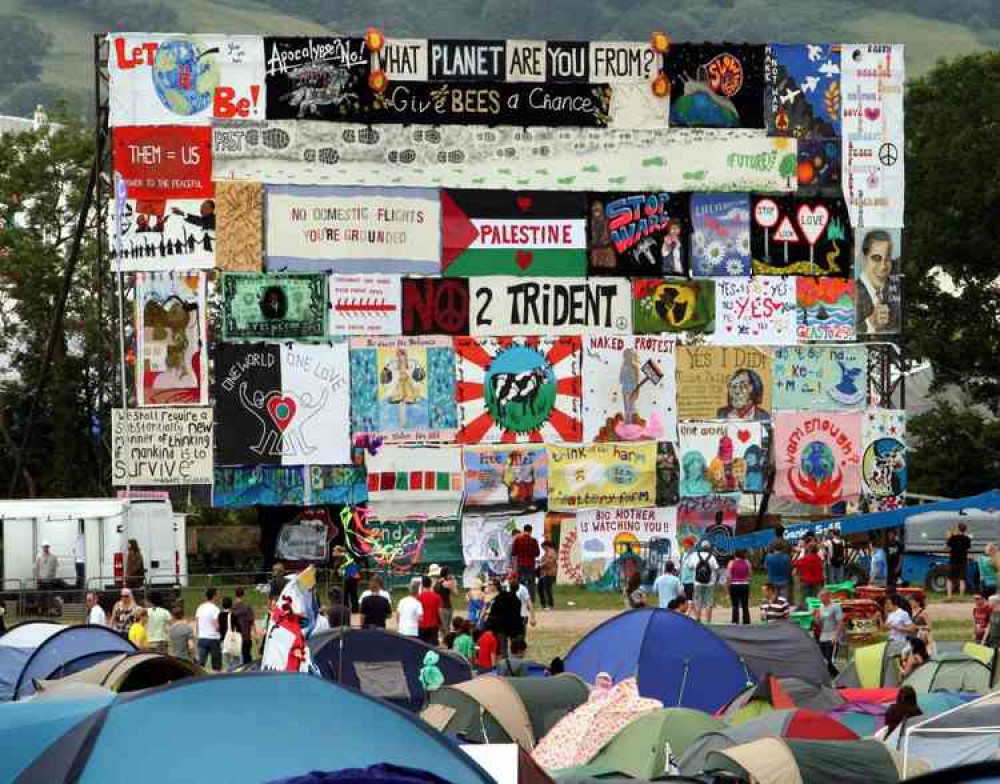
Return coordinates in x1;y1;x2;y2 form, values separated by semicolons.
582;334;677;443
212;466;307;507
861;409;906;512
765;43;841;138
663;44;766;128
113;126;213;200
365;517;464;567
461;511;545;586
554;513;586;585
678;421;766;496
772;346;868;411
276;508;336;563
548;441;656;510
677;494;739;550
632;279;715;335
264;185;441;274
365;445;464;520
111;197;215;271
774;411;863;505
469;277;631;337
796;138;842;198
212;121;797;192
214;342;351;466
689;193;751;276
751;194;853;276
587;192;690;277
112;407;213;485
401;278;470;336
796;277;856;342
455;336;583;444
711;276;797;346
215;182;263;271
441;189;587;277
656;442;681;506
263;36;369;121
855;227;902;335
307;464;368;506
329;274;402;336
349;336;458;443
577;507;678;568
136;272;208;406
221;273;327;340
841;44;905;228
676;347;772;422
109;35;265;126
463;445;548;509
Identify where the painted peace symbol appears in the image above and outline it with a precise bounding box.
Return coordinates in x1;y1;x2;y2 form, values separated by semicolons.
433;281;469;333
879;142;899;167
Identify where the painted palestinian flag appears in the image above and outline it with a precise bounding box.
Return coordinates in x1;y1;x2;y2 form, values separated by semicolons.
441;189;587;277
214;342;351;466
454;336;583;444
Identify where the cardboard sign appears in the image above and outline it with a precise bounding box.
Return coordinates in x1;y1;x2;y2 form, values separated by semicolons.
221;273;327;340
548;441;657;510
774;411;863;505
711;276;797;346
214;342;351;466
112;407;213;485
113;126;213;199
401;278;470;336
678;421;766;496
264;185;441;274
796;277;856;342
676;346;772;422
329;274;402;336
110;197;215;271
587;192;690;277
349;336;458;443
264;37;369;121
109;35;265;126
632;279;715;335
455;336;583;444
582;334;678;443
772;346;868;411
469;276;631;336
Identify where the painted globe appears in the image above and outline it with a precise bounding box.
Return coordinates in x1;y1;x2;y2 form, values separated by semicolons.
151;40;219;117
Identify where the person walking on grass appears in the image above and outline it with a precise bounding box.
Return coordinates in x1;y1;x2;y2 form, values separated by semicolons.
978;545;999;599
814;590;844;677
230;587;256;666
146;592;171;655
435;565;459;635
765;541;792;605
947;523;972;598
653;561;682;609
827;529;847;585
168;605;194;661
624;572;646;609
727;549;752;625
686;541;718;624
397;578;423;638
85;592;106;627
510;524;541;603
360;578;392;629
418;575;443;646
537;540;558;610
794;542;825;607
195;587;222;671
111;588;138;635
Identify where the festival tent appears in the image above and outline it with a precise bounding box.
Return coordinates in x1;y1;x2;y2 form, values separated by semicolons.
705;738;908;784
308;627;473;712
836;642;906;689
462;745;556;784
2;623;135;701
10;673;495;784
711;624;831;686
719;677;844;725
563;609;753;712
903;655;992;695
34;652;202;694
553;708;726;780
678;709;859;776
532;678;662;771
421;674;590;750
830;693;971;738
0;622;63;702
891;690;1000;776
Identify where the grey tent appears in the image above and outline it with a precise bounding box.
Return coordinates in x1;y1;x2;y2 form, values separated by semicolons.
712;624;831;686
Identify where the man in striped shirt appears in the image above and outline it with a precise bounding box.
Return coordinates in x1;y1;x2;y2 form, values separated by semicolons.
761;582;791;623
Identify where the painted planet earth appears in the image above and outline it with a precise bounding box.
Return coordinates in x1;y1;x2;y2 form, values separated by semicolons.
152;40;219;117
800;441;835;481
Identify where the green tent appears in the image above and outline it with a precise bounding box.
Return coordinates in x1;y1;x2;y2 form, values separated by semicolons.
707;738;905;784
835;641;904;689
553;708;726;780
903;654;991;694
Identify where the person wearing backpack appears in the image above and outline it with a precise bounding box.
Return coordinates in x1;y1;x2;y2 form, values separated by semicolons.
828;529;846;584
684;541;719;623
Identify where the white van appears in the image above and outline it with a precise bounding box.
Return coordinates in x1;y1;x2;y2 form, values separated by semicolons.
0;497;188;593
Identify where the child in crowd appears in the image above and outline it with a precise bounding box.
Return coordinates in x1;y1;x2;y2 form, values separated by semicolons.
473;626;498;672
973;594;991;644
128;608;149;650
467;579;485;627
452;617;474;662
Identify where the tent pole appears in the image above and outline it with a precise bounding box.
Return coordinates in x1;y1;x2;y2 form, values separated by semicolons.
677;659;690;707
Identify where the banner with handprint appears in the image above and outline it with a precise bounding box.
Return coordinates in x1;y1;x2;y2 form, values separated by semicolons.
214;342;351;465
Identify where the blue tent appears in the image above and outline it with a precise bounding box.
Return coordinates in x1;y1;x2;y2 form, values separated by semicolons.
11;673;495;784
308;627;473;712
563;609;754;713
0;622;63;702
9;624;135;700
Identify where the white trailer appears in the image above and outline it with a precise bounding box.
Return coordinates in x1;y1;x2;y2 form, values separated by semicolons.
0;497;188;593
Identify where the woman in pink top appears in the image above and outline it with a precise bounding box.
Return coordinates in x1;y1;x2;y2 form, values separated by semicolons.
728;549;752;624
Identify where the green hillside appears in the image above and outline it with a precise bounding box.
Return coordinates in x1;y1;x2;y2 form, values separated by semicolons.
0;0;994;118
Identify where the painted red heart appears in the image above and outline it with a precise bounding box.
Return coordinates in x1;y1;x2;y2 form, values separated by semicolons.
516;195;533;212
515;250;534;270
267;395;297;431
863;106;881;122
737;429;751;443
